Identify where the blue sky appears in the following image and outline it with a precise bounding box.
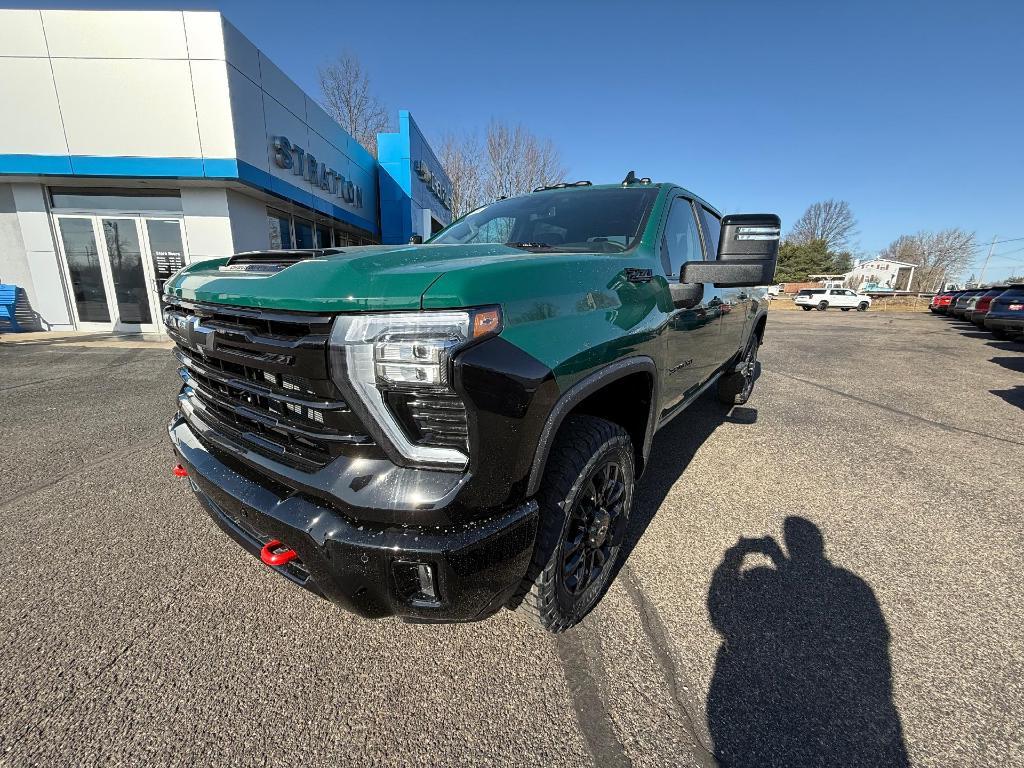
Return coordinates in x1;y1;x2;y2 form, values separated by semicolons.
15;0;1024;279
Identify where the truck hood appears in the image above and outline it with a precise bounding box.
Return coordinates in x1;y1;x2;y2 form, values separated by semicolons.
164;243;562;313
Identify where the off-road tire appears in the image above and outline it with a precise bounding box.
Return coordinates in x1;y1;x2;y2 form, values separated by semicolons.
515;416;634;633
802;305;812;311
817;301;828;311
718;333;760;406
857;302;870;312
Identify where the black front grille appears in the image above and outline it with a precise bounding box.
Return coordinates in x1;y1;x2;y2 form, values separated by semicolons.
164;298;374;472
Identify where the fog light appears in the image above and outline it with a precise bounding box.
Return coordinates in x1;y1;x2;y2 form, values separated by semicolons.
393;560;440;606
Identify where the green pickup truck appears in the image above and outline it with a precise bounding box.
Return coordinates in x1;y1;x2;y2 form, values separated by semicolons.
164;176;779;632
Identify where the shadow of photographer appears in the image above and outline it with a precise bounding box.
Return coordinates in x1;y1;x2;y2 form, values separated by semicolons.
706;517;909;767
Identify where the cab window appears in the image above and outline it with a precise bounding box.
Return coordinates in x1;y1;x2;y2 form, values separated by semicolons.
699;206;721;261
661;197;703;278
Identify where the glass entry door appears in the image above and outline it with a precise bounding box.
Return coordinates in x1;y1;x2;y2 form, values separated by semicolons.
55;214;188;334
99;217;153;330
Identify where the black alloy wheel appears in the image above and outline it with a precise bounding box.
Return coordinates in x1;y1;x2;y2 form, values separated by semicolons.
817;301;829;311
561;461;627;596
718;334;760;406
516;416;634;632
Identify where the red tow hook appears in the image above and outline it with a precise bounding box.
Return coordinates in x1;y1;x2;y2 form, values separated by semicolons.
261;539;298;567
173;464;188;478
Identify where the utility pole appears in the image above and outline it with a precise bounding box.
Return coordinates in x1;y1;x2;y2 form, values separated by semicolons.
978;235;997;285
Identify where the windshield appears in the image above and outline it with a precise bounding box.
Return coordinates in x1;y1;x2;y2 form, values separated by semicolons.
430;187;659;253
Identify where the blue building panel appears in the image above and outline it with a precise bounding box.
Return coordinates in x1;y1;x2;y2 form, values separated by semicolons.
377;110;454;244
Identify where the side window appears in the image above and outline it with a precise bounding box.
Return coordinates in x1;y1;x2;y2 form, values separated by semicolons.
660;197;703;278
699;206;721;261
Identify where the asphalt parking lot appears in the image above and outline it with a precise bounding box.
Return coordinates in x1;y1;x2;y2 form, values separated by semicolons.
1;310;1021;767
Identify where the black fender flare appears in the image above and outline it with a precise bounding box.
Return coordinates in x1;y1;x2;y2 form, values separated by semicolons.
751;309;769;344
525;356;659;496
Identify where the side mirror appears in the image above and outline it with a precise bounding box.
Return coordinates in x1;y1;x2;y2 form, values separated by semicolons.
409;234;424;245
679;213;780;287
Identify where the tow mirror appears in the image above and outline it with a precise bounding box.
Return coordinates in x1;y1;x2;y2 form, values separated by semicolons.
679;213;780;288
409;234;424;245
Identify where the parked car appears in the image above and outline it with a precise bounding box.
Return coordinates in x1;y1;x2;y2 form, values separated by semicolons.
984;283;1024;339
794;287;871;312
163;179;779;632
948;289;986;319
969;287;1007;327
929;290;960;314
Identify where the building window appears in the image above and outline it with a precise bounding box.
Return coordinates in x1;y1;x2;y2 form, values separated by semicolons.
294;217;315;249
267;207;375;250
316;222;332;248
267;208;293;249
50;187;182;212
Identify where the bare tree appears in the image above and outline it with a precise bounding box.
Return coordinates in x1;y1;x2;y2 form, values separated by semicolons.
878;228;977;291
318;53;389;157
484;120;566;201
789;199;858;252
438;132;485;219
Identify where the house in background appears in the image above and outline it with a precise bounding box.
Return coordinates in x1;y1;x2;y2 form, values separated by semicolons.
844;258;916;292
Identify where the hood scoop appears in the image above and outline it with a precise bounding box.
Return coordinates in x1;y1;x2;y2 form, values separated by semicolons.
219;248;347;274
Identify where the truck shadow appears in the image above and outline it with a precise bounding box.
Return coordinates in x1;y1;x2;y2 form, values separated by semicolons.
614;388;735;580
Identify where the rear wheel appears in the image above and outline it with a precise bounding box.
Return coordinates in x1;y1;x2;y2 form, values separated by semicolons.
817;301;828;311
857;302;870;312
992;328;1008;340
718;334;760;406
802;305;812;311
517;416;634;633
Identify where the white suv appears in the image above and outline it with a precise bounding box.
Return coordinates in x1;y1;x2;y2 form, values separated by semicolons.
794;288;872;312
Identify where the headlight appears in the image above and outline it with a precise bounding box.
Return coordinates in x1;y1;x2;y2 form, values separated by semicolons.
328;308;501;468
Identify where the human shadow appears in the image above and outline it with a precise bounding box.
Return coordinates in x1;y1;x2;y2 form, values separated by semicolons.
706;517;909;767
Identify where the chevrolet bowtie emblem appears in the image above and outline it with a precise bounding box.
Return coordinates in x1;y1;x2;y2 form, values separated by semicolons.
187;316;216;356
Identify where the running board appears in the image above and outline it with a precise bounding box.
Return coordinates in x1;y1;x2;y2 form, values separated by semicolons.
657;370;723;429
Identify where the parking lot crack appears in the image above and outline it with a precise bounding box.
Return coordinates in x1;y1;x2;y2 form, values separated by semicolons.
771;371;1024;448
621;565;719;768
0;432;165;511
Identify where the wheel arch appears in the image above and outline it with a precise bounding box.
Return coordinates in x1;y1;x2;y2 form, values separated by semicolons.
526;357;658;496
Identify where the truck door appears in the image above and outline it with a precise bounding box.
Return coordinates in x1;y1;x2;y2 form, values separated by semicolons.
698;205;748;360
660;195;726;413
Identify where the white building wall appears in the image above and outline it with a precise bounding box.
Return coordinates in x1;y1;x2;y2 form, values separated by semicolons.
0;184;34;299
226;190;271;253
0;9;378;233
10;184;72;329
180;188;234;262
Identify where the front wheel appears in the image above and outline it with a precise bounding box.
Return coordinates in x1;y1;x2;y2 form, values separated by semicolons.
857;302;870;312
802;305;813;311
817;301;828;311
517;416;634;633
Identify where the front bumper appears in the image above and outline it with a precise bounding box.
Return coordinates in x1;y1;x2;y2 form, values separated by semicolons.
170;416;539;622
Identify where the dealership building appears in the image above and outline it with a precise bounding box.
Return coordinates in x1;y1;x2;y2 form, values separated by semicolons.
0;9;453;334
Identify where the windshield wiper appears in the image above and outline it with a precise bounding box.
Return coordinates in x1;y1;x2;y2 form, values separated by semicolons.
505;241;554;250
